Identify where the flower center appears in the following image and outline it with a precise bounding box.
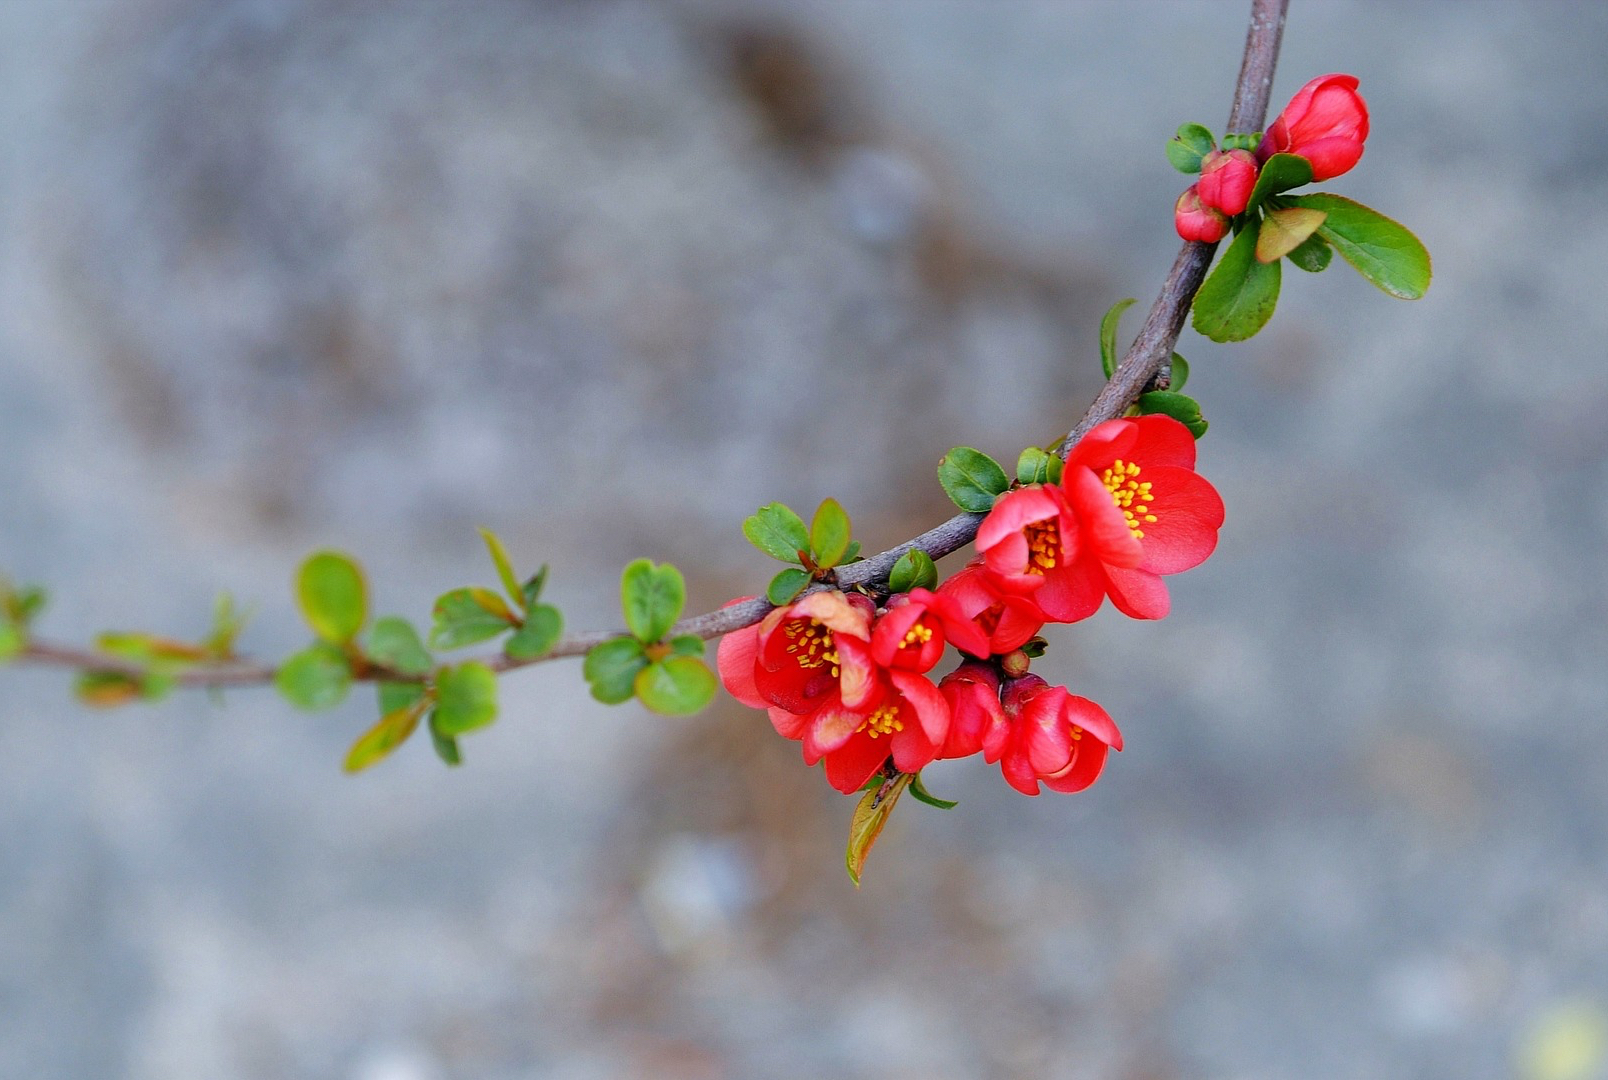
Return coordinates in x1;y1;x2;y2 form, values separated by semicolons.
858;701;904;739
1102;459;1158;539
1023;519;1061;575
900;621;933;651
783;619;840;677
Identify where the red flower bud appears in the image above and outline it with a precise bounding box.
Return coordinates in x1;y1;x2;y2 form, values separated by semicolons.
1196;149;1259;217
1173;185;1229;244
994;675;1122;796
1257;73;1369;182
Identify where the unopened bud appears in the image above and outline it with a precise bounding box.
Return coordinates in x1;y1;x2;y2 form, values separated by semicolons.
1174;185;1229;244
1197;149;1259;217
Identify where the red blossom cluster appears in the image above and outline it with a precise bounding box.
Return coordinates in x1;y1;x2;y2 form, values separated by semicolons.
718;415;1224;797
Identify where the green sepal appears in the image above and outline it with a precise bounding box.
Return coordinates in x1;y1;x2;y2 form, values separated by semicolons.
743;503;810;564
1136;390;1208;438
669;634;706;657
478;527;524;611
888;549;938;594
1167;352;1190;392
295;551;368;645
431;661;498;735
1020;636;1048;658
1285;232;1333;273
809;498;853;569
504;604;563;660
343;698;428;773
908;771;959;809
1166;123;1215;173
1221;131;1261;153
1285;193;1432;299
937;447;1010;513
275;642;353;711
368;616;433;676
378;679;428;717
583;636;649;704
766;567;811;606
1099;297;1138;378
620;559;685;644
846;771;911;887
1015;446;1063;486
1192;216;1282;343
428;712;463;766
1244;152;1312;213
429;587;516;649
634;656;719;716
1256;206;1326;264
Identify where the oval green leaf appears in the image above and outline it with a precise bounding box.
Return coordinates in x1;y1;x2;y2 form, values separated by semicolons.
1166;122;1215;174
504;603;563;660
937;447;1009;513
344;699;428;773
621;559;685;644
1015;446;1062;486
1136;390;1208;438
846;772;911;886
378;679;427;717
1191;218;1282;343
368;616;433;676
275;642;352;711
478;527;524;610
1167;352;1190;392
1256;206;1326;264
1286;232;1333;273
296;551;368;644
432;661;498;735
634;656;719;716
1286;193;1432;299
809;498;853;569
766;566;810;606
1245;152;1313;213
583;636;649;704
429;587;516;649
908;771;959;809
888;549;938;594
428;712;463;766
742;503;810;563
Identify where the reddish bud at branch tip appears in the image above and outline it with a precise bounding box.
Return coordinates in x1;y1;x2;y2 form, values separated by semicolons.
1197;148;1259;217
1174;185;1229;244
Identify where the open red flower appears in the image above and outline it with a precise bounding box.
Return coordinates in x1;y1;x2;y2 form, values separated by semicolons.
1056;414;1225;621
975;484;1100;624
933;560;1047;653
781;667;950;793
870;588;989;673
716;589;876;715
1257;73;1369;182
936;660;1006;760
994;675;1122;796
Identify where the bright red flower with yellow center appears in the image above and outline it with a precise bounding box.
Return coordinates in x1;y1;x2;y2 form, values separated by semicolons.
994;675;1122;796
974;484;1090;618
871;588;990;671
787;667;950;792
1054;414;1225;620
933;560;1047;656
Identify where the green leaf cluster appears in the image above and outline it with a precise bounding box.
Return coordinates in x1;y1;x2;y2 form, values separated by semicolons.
742;498;862;605
584;560;716;717
0;578;47;662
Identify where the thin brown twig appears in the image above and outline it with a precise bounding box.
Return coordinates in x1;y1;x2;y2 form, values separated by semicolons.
15;0;1290;691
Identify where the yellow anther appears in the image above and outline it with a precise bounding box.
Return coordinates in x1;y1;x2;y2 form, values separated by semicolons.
1101;459;1159;541
901;623;934;649
1023;519;1061;574
858;702;905;739
782;618;840;675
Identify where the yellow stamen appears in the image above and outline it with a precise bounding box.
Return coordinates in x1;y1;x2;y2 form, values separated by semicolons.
1023;519;1061;574
782;618;840;678
1101;458;1157;540
858;702;905;739
900;622;933;650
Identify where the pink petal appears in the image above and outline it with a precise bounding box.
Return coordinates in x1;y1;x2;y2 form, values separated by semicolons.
715;625;767;709
1065;466;1144;569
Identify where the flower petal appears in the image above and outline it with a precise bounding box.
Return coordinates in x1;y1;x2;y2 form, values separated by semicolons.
1102;565;1170;620
804;700;866;759
1134;465;1225;576
1063;694;1122;751
1065;466;1144;568
890;668;950;745
1127;414;1197;469
715;624;768;709
823;735;890;794
1041;740;1110;793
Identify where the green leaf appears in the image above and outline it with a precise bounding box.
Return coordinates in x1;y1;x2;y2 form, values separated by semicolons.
634;656;719;716
275;642;352;711
75;670;170;707
842;541;862;563
1245;152;1313;213
1286;193;1432;299
95;632;209;666
1221;131;1261;153
432;661;498;735
1099;297;1138;378
743;503;810;563
429;587;516;649
1167;352;1190;392
295;551;368;644
344;699;428;773
1015;446;1063;486
204;592;249;656
1166;122;1215;173
0;620;21;662
620;559;685;644
428;713;463;766
846;772;911;886
10;585;47;625
766;567;810;606
1286;232;1333;273
1191;218;1282;343
478;527;524;610
1136;391;1208;438
909;771;959;809
520;566;550;613
504;603;562;660
937;447;1009;512
1255;206;1327;263
368;616;433;676
809;498;853;569
888;550;938;594
378;679;428;717
583;636;649;704
669;634;706;657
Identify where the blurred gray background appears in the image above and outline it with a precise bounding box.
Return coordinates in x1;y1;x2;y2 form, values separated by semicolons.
3;1;1607;1078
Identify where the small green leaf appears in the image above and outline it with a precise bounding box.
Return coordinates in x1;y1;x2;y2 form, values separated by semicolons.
295;551;368;644
378;679;427;717
909;771;959;809
743;503;810;563
428;713;462;766
669;634;706;657
846;772;911;886
841;541;862;563
621;559;685;644
1245;152;1313;213
1286;193;1432;299
1256;206;1327;263
1167;352;1190;392
1286;232;1333;273
0;620;21;662
275;642;353;711
888;550;938;594
1136;390;1208;438
1020;636;1048;658
1192;218;1282;343
766;567;810;606
520;567;550;613
344;699;428;773
1099;297;1138;378
583;636;649;704
204;592;249;657
1221;131;1261;153
432;661;498;735
95;632;209;666
2;581;47;626
429;587;516;649
478;527;525;610
1166;123;1215;173
505;603;563;660
368;616;433;676
1015;446;1063;486
937;447;1009;513
809;498;853;569
634;656;719;715
75;670;145;707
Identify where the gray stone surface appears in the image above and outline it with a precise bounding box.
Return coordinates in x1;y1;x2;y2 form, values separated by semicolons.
3;1;1607;1077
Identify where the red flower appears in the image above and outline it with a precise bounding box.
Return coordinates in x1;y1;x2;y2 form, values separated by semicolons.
785;668;950;793
1174;184;1230;243
937;661;1006;760
1196;148;1259;217
975;484;1100;624
933;560;1047;654
994;675;1121;796
1257;73;1369;182
870;588;989;672
1056;415;1225;621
